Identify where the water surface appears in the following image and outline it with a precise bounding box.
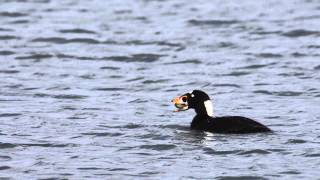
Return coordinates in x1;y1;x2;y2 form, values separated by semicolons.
1;0;320;179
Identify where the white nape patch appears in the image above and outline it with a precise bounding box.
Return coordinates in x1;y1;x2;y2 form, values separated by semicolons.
204;100;213;117
189;91;195;97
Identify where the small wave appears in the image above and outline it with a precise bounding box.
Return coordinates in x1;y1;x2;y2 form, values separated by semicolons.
0;143;16;149
251;30;282;35
0;70;19;74
79;74;95;79
142;79;169;84
314;65;320;70
203;147;242;155
253;90;272;95
0;28;13;32
126;77;144;82
67;38;100;44
137;134;171;140
77;167;105;170
253;90;302;96
32;37;67;43
282;29;320;37
156;41;183;47
238;63;275;69
128;99;148;103
56;53;95;60
139;144;176;151
10;20;30;24
125;40;182;48
114;10;132;14
93;87;125;91
0;142;75;148
223;71;250;76
218;42;237;48
188;19;239;26
214;83;241;88
0;166;11;170
123;123;145;129
99;123;145;129
286;139;307;144
238;149;270;155
164;59;202;65
62;106;76;110
140;171;160;176
158;124;189;131
291;52;307;57
33;93;51;98
59;28;96;34
0;12;27;17
256;53;283;58
100;66;120;70
53;94;88;99
106;53;164;63
16;54;53;60
304;153;320;157
0;35;20;40
216;176;268;180
275;91;303;97
280;171;301;175
109;168;128;171
267;148;286;152
20;143;77;148
81;132;123;137
32;37;100;44
307;45;320;49
265;116;280;119
0;113;21;117
0;50;15;55
0;156;11;161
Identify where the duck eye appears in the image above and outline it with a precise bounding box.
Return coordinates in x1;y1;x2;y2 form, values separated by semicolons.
182;96;187;102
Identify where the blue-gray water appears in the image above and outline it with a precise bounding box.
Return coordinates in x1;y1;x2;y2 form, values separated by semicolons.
1;0;320;179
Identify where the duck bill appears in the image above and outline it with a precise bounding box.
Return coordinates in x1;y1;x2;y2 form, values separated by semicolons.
171;96;188;112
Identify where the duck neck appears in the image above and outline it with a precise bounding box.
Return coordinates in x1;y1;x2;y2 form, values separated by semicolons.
194;100;213;117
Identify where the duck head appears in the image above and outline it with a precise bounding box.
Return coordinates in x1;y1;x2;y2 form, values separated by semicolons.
171;90;213;117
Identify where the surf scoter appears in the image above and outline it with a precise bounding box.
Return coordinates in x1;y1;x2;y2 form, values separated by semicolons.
172;90;271;133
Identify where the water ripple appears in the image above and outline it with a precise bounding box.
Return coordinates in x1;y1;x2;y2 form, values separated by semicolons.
188;19;240;26
203;147;242;155
0;12;28;17
59;28;97;34
0;142;76;148
53;94;88;99
139;144;177;151
0;35;20;40
0;166;11;170
81;132;123;137
164;59;201;65
0;113;22;117
238;149;271;155
32;37;100;44
216;176;268;180
0;50;15;55
282;29;320;37
16;54;53;60
106;54;164;63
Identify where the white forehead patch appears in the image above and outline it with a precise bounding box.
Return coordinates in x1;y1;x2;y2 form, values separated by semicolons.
204;100;213;117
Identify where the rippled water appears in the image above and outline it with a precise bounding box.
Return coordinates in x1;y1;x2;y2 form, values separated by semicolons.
1;0;320;179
